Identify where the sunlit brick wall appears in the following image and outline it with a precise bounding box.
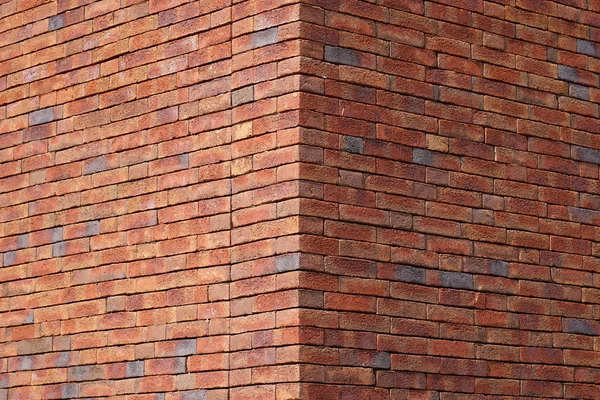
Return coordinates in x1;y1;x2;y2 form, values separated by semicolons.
2;0;600;399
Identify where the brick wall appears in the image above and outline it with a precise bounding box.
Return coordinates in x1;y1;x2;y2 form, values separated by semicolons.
2;0;600;399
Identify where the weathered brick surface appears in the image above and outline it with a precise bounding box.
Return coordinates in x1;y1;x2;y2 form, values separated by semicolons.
2;0;600;399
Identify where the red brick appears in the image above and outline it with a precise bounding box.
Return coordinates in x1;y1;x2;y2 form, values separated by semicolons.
3;1;600;398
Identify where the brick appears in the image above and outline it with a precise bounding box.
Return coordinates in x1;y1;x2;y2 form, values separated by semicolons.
29;107;59;125
231;86;254;107
377;370;426;389
393;265;426;284
437;270;473;290
3;1;600;398
562;318;600;335
558;65;599;87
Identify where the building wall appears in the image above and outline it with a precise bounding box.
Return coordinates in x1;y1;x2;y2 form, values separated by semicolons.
1;0;600;399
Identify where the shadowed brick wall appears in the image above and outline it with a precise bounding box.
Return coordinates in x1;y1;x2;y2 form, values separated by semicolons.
2;0;600;399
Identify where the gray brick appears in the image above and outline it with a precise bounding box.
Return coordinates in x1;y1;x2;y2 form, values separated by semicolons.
373;351;391;369
48;14;66;31
87;221;100;236
396;265;426;284
253;27;278;48
275;253;301;272
83;156;108;175
51;227;63;243
0;376;6;389
324;46;361;67
17;234;29;249
440;271;473;290
179;390;208;400
29;107;57;126
56;352;71;367
558;65;579;83
125;361;144;377
412;148;435;166
19;356;33;370
3;251;16;266
179;154;189;168
567;206;600;224
572;146;600;164
563;318;600;335
232;86;254;107
24;311;34;324
489;260;508;277
61;384;78;399
569;84;589;100
176;339;196;356
342;135;364;154
53;242;66;257
68;365;106;381
577;39;598;57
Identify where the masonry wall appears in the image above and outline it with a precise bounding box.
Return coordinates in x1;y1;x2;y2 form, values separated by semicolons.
2;0;600;399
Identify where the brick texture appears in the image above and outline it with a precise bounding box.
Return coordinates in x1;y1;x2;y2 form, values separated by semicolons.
2;0;600;399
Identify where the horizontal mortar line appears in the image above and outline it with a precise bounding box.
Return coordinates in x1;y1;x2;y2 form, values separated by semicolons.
2;265;598;318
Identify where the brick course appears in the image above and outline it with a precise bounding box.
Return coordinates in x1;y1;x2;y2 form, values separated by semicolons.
2;0;600;399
